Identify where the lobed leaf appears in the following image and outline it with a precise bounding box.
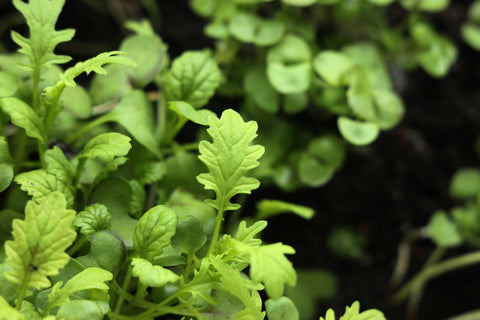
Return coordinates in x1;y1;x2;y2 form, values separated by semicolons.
319;301;386;320
265;297;299;320
45;146;75;185
131;258;180;287
197;109;265;212
4;192;76;290
80;132;131;163
234;220;267;247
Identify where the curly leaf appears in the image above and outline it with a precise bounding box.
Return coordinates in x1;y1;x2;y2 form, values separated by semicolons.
0;97;44;142
11;0;74;71
133;205;177;261
197;109;265;212
73;204;111;239
319;301;386;320
46;267;112;314
4;192;76;290
131;258;180;287
0;296;25;320
80;132;131;163
165;51;222;108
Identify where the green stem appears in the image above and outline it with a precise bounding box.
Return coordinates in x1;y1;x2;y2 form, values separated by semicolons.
15;273;31;310
67;235;88;256
392;250;480;303
133;283;148;306
445;310;480;320
32;67;40;112
206;208;225;257
115;263;133;314
67;114;112;144
73;157;87;187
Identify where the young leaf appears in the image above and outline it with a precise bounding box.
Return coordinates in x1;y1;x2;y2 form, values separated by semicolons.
11;0;74;71
78;231;126;273
165;51;222;109
234;220;267;247
4;192;76;290
256;199;315;220
265;296;299;320
133;205;177;261
197;109;265;212
169;101;216;126
74;204;112;239
134;161;167;185
55;300;109;320
0;97;44;142
46;267;112;314
0;296;25;320
337;117;379;146
229;12;285;46
244;66;280;114
131;258;180;287
0;71;18;97
45;146;75;185
171;216;207;255
449;168;480;199
0;137;14;192
313;51;354;86
319;301;386;320
428;211;463;248
80;132;131;162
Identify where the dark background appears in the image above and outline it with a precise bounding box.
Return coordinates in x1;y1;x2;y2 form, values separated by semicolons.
1;0;480;319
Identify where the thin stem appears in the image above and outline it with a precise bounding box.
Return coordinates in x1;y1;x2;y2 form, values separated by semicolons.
67;235;88;256
445;310;480;320
73;157;87;187
67;114;112;144
15;273;31;310
115;263;133;314
206;208;225;257
392;250;480;303
162;142;199;155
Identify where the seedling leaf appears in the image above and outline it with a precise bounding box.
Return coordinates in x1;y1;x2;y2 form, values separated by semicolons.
337;117;379;146
428;211;463;247
0;97;44;142
45;146;75;185
265;296;299;320
0;296;25;320
256;199;315;220
74;204;112;239
0;137;14;192
131;258;180;287
0;71;18;97
80;132;131;163
5;192;76;290
197;109;265;212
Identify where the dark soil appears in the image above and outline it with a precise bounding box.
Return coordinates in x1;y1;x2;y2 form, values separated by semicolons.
2;1;480;319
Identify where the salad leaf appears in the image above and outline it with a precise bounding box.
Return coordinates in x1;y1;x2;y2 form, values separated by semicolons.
0;97;44;142
256;199;315;220
0;71;18;97
74;204;112;239
4;192;76;290
45;146;75;185
80;133;131;163
197;109;265;212
131;258;180;287
319;301;386;320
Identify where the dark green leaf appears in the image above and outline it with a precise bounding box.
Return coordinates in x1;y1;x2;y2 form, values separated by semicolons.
171;216;207;255
74;204;112;239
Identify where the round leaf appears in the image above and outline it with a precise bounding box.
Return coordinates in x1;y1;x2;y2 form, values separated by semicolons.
337;117;379;145
244;66;280;113
265;297;299;320
372;90;404;129
171;216;207;255
88;231;126;273
449;168;480;199
313;51;354;86
298;152;336;187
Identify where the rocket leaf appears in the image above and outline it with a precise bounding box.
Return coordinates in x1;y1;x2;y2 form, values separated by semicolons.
197;109;265;212
4;192;76;290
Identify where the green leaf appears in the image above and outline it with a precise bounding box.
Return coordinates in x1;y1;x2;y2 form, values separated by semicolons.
313;51;354;86
0;97;44;142
46;268;112;314
74;204;112;239
0;263;18;304
283;93;308;114
265;296;299;320
449;168;480;199
5;192;76;290
367;0;394;5
80;132;131;162
56;300;109;320
60;85;92;118
0;296;25;320
428;211;463;247
12;0;74;71
0;137;14;192
45;146;75;185
327;227;367;260
244;66;280;113
371;90;404;129
234;221;267;249
78;231;126;273
319;301;386;320
197;109;265;212
267;35;312;94
169;101;216;126
229;12;285;46
337;117;379;146
0;71;18;97
129;179;146;218
281;0;317;6
165;51;222;108
135;161;167;185
133;205;177;261
89;64;132;105
256;199;315;220
131;258;180;287
400;0;449;12
171;216;207;255
120;34;165;87
107;90;160;157
462;23;480;51
247;243;296;300
15;169;74;206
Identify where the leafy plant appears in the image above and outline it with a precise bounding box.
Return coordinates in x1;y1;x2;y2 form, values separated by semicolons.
0;1;389;319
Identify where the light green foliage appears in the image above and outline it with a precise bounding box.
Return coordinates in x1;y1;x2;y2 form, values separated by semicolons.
80;133;131;163
197;109;265;212
400;0;450;12
131;258;180;287
5;192;76;290
428;211;462;248
11;0;74;71
77;231;126;273
169;101;216;126
244;66;279;113
74;204;112;239
45;147;75;185
337;117;379;146
0;137;14;192
313;51;354;87
133;205;177;261
46;268;112;314
0;71;18;97
56;300;109;320
234;220;267;247
281;0;317;6
265;296;299;320
0;97;44;142
449;168;480;199
0;296;25;320
319;301;386;320
266;35;312;94
165;51;222;108
229;12;285;46
256;199;315;220
59;85;92;119
462;0;480;50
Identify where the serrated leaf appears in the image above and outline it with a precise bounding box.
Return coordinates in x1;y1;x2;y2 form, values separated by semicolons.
428;211;462;247
0;97;44;142
80;132;131;162
234;220;267;247
15;169;74;206
46;267;112;313
247;243;296;300
319;301;386;320
256;199;315;220
131;258;180;287
5;192;76;290
12;0;74;71
133;205;177;261
0;296;25;320
73;204;111;239
165;51;222;109
265;296;299;320
196;109;265;212
45;146;75;185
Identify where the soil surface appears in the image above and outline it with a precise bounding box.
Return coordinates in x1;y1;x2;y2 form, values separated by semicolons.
2;1;480;319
